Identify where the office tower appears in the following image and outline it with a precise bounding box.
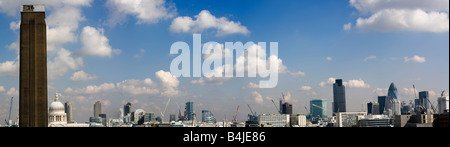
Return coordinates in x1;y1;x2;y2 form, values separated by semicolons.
310;99;327;121
124;102;132;117
169;114;176;122
372;102;380;115
185;101;194;120
333;79;346;114
65;101;73;123
419;91;430;113
282;102;293;114
19;5;48;127
437;96;449;114
387;83;399;99
202;110;217;123
386;83;400;115
94;101;102;117
367;102;373;114
378;96;387;114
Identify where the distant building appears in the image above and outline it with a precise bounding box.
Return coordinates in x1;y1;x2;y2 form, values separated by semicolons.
357;115;393;127
290;114;307;127
169;114;176;122
310;99;327;121
185;101;194;120
65;101;73;123
258;114;290;127
367;102;380;115
124;102;132;116
438;96;449;114
282;102;293;114
333;79;346;114
336;112;367;127
144;112;156;123
134;109;146;124
201;110;216;123
49;91;67;127
419;91;430;113
94;101;102;118
378;96;387;114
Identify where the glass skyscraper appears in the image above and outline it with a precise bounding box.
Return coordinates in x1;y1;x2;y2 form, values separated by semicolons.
333;79;346;114
185;101;194;120
310;99;327;121
201;110;216;123
388;83;399;100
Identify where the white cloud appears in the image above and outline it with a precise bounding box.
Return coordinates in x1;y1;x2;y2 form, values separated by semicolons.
78;26;121;58
106;0;176;25
70;70;97;81
346;79;370;88
319;77;369;88
288;70;306;77
170;10;250;36
48;48;83;79
300;86;312;91
319;77;336;87
404;55;426;63
116;79;159;95
0;86;5;92
0;0;92;16
350;0;449;32
343;22;352;31
364;55;377;61
64;70;180;98
252;91;264;105
6;87;18;97
326;57;333;61
155;70;181;97
373;88;388;96
356;9;449;32
0;60;18;77
349;0;449;13
243;82;260;89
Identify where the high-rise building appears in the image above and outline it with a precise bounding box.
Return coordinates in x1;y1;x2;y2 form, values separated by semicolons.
419;91;430;113
124;102;132;117
19;5;48;127
282;102;293;114
202;110;216;123
333;79;346;114
438;96;449;114
388;83;399;100
185;101;194;120
94;101;102;118
310;99;327;121
64;101;73;123
386;83;401;115
378;96;387;114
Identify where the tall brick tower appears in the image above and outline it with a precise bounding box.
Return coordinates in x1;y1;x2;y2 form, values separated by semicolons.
19;5;48;127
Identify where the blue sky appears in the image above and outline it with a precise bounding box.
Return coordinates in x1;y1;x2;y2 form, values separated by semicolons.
0;0;448;123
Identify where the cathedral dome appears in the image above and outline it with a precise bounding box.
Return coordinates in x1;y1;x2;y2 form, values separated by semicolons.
48;91;67;127
49;91;65;114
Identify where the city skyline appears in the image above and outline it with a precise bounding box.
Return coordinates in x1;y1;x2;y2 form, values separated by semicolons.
0;0;449;123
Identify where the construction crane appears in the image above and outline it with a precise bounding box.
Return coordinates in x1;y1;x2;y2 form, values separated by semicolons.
414;85;437;114
271;99;281;114
247;104;256;115
4;97;13;126
233;105;239;122
159;98;171;122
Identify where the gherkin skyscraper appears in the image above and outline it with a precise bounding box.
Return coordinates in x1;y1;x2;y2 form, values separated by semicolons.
388;83;399;100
